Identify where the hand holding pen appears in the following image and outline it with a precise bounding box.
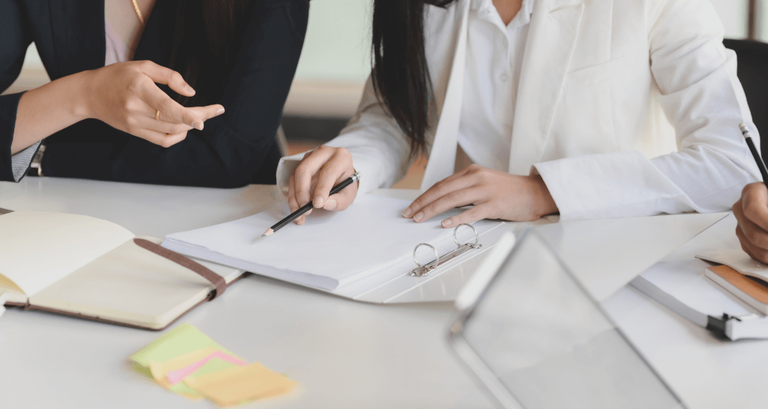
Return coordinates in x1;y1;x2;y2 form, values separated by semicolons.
287;146;360;225
733;123;768;263
264;172;361;237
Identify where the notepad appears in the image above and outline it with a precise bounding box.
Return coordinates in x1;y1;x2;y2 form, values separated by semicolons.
163;195;494;291
0;211;244;330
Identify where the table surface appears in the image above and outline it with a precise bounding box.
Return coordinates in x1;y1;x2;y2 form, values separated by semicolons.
0;177;766;409
0;178;495;409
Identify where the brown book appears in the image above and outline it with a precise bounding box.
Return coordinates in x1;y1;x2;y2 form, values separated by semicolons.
705;264;768;315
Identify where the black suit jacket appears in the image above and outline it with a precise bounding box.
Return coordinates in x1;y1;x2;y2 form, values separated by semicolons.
0;0;308;187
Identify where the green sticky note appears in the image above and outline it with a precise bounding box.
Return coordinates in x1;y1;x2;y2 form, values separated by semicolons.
131;324;238;367
130;324;242;398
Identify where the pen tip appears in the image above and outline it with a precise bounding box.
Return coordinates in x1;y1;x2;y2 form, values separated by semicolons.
262;229;274;237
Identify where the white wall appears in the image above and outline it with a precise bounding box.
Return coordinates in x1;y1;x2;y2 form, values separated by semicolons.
294;0;372;83
710;0;748;39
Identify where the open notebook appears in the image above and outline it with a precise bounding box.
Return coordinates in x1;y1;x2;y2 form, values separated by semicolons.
163;195;505;302
0;211;243;330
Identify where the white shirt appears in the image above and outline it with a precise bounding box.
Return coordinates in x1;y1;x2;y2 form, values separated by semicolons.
459;0;533;171
277;0;760;221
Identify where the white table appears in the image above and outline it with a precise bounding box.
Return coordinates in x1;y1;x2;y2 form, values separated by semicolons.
1;177;766;409
0;178;495;409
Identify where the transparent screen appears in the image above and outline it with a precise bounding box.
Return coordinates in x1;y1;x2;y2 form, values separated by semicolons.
462;232;683;409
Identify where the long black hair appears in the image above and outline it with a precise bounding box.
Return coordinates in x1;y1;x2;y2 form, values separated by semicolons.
167;0;249;106
371;0;458;154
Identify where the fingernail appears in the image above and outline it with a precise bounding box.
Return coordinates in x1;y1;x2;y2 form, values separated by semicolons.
442;219;453;228
193;121;204;131
324;199;337;210
185;85;195;94
313;196;324;207
414;212;424;222
403;208;412;218
216;108;225;115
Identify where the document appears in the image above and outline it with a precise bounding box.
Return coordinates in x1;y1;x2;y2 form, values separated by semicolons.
164;195;488;290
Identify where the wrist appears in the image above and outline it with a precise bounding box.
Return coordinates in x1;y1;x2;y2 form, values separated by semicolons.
529;174;558;218
69;70;95;121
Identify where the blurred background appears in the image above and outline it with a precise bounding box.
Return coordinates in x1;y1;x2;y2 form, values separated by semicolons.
2;0;763;187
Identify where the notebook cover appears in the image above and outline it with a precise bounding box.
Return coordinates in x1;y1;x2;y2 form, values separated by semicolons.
708;265;768;305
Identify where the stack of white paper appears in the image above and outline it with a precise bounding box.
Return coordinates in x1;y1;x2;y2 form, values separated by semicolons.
163;195;493;291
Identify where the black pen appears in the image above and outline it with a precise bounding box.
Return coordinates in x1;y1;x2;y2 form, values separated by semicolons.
262;172;361;237
740;123;768;190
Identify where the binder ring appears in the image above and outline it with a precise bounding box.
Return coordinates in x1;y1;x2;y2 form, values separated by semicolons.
453;223;479;247
409;225;483;278
413;243;440;272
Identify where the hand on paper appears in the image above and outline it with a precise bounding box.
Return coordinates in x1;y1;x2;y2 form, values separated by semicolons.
84;61;225;148
403;165;558;227
733;182;768;263
288;146;359;225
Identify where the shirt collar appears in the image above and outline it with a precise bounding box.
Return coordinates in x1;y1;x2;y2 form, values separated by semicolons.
471;0;534;18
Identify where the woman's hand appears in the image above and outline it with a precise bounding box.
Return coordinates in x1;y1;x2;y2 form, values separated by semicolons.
288;146;358;225
84;60;224;148
12;61;225;154
403;164;558;227
733;182;768;263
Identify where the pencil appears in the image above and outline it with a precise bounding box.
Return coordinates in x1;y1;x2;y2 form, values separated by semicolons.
262;172;361;237
740;123;768;190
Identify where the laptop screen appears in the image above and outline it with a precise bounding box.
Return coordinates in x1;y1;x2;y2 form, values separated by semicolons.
458;231;683;409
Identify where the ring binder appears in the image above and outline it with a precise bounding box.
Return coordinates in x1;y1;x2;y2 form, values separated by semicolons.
410;224;483;277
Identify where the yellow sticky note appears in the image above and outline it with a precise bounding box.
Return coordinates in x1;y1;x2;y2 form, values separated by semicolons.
184;362;298;407
130;324;243;399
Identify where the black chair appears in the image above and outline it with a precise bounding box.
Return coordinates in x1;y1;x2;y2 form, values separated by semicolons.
724;39;768;159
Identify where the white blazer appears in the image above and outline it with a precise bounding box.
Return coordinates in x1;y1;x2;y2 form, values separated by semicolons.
278;0;760;220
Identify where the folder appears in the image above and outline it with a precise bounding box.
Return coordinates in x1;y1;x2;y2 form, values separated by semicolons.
162;195;513;304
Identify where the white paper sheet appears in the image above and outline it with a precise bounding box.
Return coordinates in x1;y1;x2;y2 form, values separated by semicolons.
0;211;134;296
164;195;483;290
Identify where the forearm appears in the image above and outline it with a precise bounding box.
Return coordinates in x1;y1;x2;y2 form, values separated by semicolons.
11;71;90;154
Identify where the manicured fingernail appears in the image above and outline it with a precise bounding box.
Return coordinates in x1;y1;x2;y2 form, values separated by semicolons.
325;199;337;210
193;121;204;131
216;108;225;115
403;208;412;218
313;196;324;207
414;212;424;222
442;219;453;228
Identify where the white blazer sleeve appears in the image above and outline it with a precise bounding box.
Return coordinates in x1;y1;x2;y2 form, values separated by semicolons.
533;0;761;221
276;76;415;197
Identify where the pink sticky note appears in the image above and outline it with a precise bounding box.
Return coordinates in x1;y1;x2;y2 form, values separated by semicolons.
166;351;248;385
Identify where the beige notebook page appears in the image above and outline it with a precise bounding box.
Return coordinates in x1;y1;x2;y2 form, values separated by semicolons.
29;238;243;329
0;211;135;298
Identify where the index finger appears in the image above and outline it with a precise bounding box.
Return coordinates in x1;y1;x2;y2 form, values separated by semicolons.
404;172;475;219
136;61;196;97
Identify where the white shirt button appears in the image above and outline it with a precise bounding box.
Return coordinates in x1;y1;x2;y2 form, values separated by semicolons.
500;73;509;82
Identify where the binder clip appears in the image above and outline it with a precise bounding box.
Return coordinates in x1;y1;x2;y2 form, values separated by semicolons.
410;224;482;277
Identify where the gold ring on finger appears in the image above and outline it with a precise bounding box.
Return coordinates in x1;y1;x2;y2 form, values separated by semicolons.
155;109;160;120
